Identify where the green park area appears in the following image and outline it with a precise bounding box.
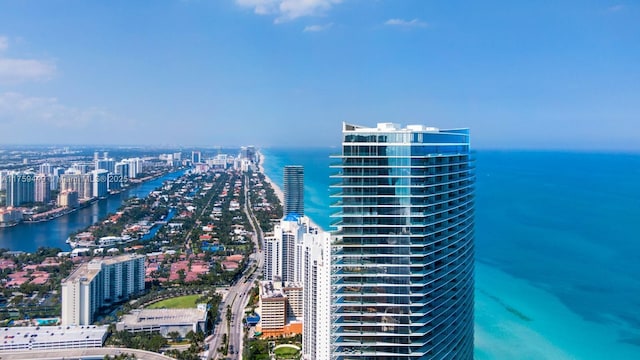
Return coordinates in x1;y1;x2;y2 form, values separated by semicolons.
274;344;301;359
147;294;200;309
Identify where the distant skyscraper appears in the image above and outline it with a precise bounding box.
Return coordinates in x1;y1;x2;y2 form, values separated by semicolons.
115;162;130;185
0;171;8;192
5;173;35;207
71;163;90;174
284;165;304;216
96;159;116;174
92;169;109;198
121;158;143;178
39;163;53;175
60;173;92;199
330;122;475;359
34;174;51;203
58;190;79;208
192;151;201;164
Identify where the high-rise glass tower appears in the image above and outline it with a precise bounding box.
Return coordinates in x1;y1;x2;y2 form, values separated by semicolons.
284;165;305;216
330;122;475;359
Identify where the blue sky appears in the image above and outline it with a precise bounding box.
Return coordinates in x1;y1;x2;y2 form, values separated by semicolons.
0;0;638;149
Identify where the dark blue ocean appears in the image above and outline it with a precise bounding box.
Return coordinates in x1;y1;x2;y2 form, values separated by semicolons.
262;148;640;359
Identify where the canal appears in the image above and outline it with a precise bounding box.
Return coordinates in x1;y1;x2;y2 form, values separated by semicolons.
0;170;186;252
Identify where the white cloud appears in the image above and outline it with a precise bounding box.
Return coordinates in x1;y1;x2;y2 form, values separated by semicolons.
607;4;624;12
303;22;333;32
0;36;8;52
384;18;428;28
0;58;56;83
0;35;56;83
236;0;342;23
0;92;109;129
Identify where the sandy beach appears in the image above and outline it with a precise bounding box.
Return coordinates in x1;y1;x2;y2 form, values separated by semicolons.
258;151;285;205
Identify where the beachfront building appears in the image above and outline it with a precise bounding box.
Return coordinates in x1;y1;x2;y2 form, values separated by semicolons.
264;234;282;282
61;254;145;326
330;122;475;359
264;214;316;283
284;165;304;216
302;226;331;360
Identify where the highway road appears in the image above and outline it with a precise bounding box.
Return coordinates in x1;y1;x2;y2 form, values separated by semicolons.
208;174;264;360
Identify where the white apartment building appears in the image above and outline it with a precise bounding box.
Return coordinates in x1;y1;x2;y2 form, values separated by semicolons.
263;214;310;283
91;169;109;198
302;226;331;360
61;254;145;326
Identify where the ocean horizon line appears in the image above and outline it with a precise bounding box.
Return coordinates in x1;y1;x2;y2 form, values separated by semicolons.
260;146;640;155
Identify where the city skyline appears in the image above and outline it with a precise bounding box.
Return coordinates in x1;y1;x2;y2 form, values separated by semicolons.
1;1;639;150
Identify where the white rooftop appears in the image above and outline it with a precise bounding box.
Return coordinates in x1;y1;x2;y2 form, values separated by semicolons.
119;308;207;327
0;325;108;347
344;122;440;132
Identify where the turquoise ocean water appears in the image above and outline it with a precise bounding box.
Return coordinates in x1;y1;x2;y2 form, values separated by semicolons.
262;148;640;359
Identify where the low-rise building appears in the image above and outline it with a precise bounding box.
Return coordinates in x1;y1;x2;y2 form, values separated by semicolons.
116;305;208;338
0;325;108;351
0;208;23;225
257;281;303;338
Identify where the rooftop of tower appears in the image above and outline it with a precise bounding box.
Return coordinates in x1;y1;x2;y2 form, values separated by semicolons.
343;122;441;132
343;121;472;133
62;254;144;284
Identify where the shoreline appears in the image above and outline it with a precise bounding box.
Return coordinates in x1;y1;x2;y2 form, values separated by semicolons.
257;148;640;360
0;170;187;253
3;168;182;229
258;152;284;206
257;151;323;231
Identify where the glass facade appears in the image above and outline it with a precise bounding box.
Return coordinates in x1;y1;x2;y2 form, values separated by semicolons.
284;165;305;216
330;123;475;359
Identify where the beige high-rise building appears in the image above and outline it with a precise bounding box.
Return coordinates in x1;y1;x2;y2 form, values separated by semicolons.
259;281;287;333
34;174;51;203
60;173;92;199
58;191;79;208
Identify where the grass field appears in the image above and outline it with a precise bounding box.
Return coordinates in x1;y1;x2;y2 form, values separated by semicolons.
274;346;300;359
147;295;200;309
